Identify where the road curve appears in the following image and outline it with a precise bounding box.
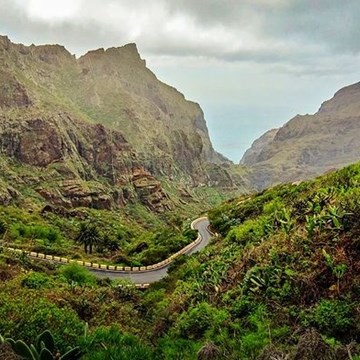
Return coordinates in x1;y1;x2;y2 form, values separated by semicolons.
89;217;211;284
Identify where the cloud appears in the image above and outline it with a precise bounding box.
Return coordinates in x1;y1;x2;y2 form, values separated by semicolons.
23;0;83;22
2;0;360;161
2;0;360;67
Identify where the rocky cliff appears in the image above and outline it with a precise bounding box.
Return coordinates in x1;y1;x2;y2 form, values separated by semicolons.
0;36;236;182
0;108;171;212
0;35;247;211
242;82;360;189
240;128;278;165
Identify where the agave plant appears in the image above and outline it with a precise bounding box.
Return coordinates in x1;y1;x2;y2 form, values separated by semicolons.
2;330;83;360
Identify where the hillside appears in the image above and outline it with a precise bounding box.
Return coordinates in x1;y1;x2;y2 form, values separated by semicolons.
0;34;252;285
241;82;360;189
0;34;247;208
1;163;360;359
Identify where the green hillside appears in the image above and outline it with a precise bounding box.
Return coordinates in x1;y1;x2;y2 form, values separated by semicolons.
1;162;360;359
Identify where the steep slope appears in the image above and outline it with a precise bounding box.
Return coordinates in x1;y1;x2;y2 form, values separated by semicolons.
0;35;249;211
3;162;359;359
0;108;171;212
242;82;360;190
140;163;360;358
0;35;242;189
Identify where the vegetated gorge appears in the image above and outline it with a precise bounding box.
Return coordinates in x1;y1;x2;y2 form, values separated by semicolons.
0;35;360;360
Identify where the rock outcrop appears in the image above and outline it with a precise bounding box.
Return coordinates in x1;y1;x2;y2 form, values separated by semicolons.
0;110;170;212
241;82;360;190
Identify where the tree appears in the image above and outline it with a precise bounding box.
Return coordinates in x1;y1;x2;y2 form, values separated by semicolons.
97;234;120;254
75;223;101;254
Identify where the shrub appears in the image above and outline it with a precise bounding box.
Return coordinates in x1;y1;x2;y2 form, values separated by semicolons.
9;224;61;243
231;297;254;318
21;272;52;289
156;336;199;360
183;228;198;241
174;303;214;340
0;293;83;352
174;303;228;340
225;217;267;247
314;299;354;336
59;263;96;286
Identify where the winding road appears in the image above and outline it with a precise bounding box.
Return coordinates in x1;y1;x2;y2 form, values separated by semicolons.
89;217;211;284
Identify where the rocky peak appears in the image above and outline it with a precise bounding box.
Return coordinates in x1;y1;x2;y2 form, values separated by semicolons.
318;81;360;115
243;81;360;190
79;43;145;68
106;43;142;61
0;35;11;50
0;34;237;192
31;44;75;64
240;128;279;165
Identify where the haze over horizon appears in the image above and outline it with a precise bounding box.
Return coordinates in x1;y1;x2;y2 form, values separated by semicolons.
1;0;360;161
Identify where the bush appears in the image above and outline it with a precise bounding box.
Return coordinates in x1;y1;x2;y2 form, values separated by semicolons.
9;223;61;243
156;337;199;360
21;272;52;289
0;293;83;352
231;297;254;318
174;303;228;340
238;305;289;359
183;228;198;241
59;263;96;286
314;299;354;336
226;217;267;247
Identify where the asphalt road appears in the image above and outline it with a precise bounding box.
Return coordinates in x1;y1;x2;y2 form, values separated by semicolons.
89;217;211;284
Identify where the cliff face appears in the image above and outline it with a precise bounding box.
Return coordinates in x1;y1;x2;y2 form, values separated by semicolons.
0;109;170;212
0;36;232;185
76;44;223;182
0;35;246;210
242;82;360;190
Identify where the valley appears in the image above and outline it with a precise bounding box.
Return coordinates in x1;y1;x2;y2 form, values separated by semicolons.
1;32;360;360
2;163;360;359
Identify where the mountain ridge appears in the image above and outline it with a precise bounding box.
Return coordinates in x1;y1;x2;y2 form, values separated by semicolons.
0;34;248;211
241;81;360;189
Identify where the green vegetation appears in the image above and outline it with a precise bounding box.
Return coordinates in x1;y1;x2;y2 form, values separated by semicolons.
2;163;360;359
0;204;195;266
151;163;360;358
75;223;102;254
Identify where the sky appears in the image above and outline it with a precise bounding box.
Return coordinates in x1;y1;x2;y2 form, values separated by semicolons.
1;0;360;161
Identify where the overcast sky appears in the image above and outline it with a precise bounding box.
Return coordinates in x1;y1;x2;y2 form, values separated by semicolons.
1;0;360;161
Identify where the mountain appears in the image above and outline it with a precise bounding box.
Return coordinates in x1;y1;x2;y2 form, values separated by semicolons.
241;82;360;190
240;128;278;165
0;35;248;211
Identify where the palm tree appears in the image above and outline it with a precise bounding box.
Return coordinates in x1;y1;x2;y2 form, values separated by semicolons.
76;223;101;254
